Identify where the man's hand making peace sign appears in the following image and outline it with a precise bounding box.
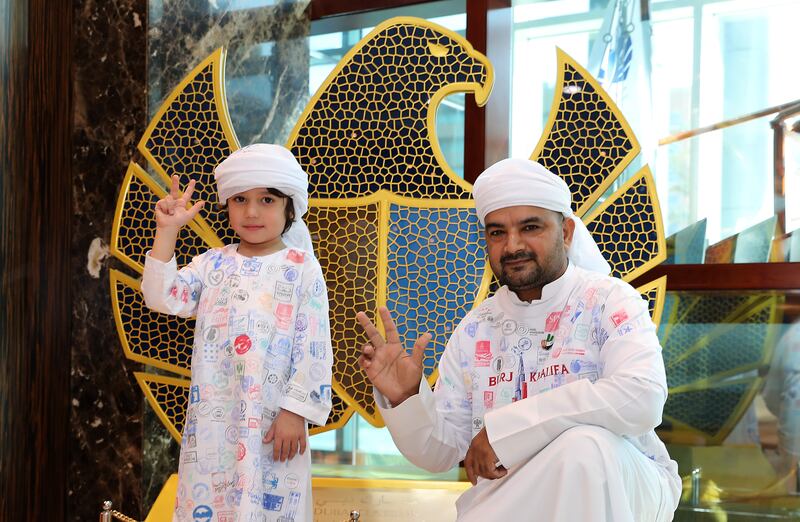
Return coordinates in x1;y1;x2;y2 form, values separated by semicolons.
355;307;432;407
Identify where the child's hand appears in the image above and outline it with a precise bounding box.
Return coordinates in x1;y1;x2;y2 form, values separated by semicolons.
263;409;307;462
154;175;205;231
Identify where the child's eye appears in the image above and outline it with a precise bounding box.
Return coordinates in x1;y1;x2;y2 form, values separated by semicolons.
232;196;245;203
262;196;274;204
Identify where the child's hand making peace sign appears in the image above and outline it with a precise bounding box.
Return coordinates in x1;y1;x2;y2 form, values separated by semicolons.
154;175;205;231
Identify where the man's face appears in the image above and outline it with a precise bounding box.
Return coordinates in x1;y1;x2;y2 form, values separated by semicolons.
484;205;574;301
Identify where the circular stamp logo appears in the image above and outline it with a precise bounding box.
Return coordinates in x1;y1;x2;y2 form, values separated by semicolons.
211;407;226;421
226;274;241;288
208;270;224;286
284;473;299;489
516;324;529;336
234;335;252;355
518;337;532;351
267;373;279;385
225;425;239;444
192;505;213;521
501;319;517;336
309;363;325;381
284;267;299;282
232;289;249;303
192;483;210;501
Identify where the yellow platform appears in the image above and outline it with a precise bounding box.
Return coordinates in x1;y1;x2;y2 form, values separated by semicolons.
145;474;471;522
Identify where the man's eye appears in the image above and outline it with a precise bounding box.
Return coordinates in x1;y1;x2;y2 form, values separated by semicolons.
523;225;539;231
488;230;504;237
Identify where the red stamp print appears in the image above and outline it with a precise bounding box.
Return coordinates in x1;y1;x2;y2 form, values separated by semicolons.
610;309;629;327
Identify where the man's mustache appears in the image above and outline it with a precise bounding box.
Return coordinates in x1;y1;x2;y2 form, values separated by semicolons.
500;251;536;264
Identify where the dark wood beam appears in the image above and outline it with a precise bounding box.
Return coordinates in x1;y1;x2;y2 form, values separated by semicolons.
464;0;511;183
630;263;800;291
0;0;73;520
310;0;431;20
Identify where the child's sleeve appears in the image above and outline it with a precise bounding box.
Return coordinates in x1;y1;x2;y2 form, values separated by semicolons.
141;252;205;318
281;257;333;427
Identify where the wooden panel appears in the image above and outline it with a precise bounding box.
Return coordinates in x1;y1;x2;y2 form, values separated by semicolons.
310;0;431;19
464;0;511;183
0;0;73;520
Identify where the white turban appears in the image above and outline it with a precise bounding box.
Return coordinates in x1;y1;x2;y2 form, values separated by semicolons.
214;144;314;254
472;158;611;274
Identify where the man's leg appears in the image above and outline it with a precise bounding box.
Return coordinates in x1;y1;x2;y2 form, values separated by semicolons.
456;425;673;521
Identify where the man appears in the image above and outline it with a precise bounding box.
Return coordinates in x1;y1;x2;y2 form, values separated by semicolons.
356;159;681;520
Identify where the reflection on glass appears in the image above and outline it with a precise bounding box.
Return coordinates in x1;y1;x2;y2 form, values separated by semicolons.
510;0;800;262
657;290;800;519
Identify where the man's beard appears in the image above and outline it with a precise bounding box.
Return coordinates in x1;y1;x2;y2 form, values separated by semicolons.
496;247;565;293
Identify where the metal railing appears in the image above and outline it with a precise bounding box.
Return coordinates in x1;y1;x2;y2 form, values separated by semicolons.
99;501;362;521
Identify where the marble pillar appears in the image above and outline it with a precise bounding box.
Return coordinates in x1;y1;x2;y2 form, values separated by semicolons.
70;0;149;519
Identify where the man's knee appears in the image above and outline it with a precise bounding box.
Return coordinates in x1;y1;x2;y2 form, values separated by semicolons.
544;425;624;474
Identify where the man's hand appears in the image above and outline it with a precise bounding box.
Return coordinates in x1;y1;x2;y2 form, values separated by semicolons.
356;306;431;407
263;409;307;462
154;175;205;231
464;427;507;485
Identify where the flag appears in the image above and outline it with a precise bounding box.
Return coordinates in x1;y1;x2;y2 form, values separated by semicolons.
589;0;655;174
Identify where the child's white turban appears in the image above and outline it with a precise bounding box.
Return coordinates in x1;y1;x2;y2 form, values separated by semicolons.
472;158;611;274
214;144;314;254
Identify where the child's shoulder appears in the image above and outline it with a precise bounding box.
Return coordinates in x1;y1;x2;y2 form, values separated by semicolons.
282;247;318;267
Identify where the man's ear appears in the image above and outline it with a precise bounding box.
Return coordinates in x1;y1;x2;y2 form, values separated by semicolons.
562;215;576;250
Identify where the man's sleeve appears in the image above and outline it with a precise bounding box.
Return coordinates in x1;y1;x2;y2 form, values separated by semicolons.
375;330;474;473
484;282;668;469
141;252;205;318
280;258;333;426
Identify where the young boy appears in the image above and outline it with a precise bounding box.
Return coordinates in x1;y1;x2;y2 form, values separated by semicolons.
142;144;333;521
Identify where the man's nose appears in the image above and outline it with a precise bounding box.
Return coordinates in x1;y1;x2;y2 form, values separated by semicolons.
505;230;525;253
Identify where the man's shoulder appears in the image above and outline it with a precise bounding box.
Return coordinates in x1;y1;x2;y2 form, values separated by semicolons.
571;266;639;299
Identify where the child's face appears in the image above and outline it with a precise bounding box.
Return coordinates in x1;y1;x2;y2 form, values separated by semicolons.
227;187;288;255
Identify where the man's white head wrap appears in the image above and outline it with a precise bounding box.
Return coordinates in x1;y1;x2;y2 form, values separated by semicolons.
472;158;611;274
214;143;314;254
